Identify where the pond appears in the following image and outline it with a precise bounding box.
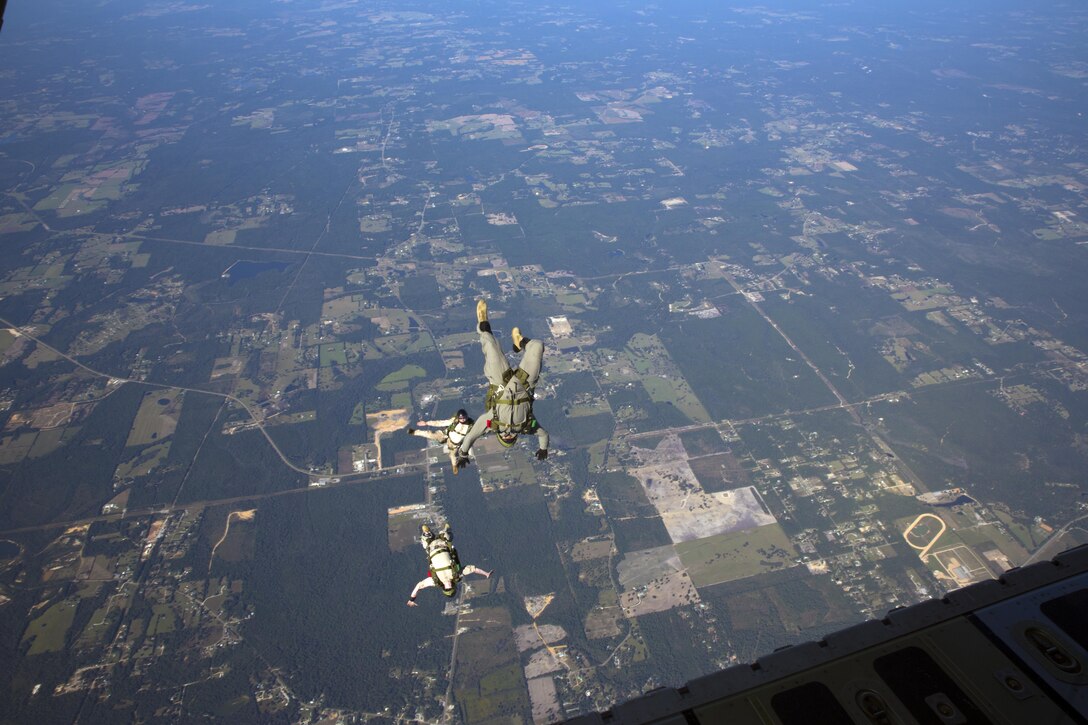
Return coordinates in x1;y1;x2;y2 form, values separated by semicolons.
223;260;292;284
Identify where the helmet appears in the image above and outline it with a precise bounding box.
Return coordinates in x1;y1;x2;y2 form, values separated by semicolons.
456;409;468;421
497;431;518;447
441;585;457;598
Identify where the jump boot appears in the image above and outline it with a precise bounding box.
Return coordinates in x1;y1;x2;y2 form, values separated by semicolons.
511;327;530;353
477;299;491;333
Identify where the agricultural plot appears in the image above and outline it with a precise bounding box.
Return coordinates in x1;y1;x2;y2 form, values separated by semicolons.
21;599;78;655
27;428;67;459
622;572;698;616
74;237;140;267
453;606;530;724
362;307;413;334
688;451;752;493
676;523;799;588
631;453;775;543
584;588;624;640
954;521;1029;568
891;285;958;311
625;334;711;424
33;184;83;212
348;402;367;426
618;545;679;587
474;436;538;493
571;537;613;562
147;604;177;636
210;356;245;379
203;229;236;245
126;389;184;447
318;342;349;367
527;676;562;725
435;331;479;350
0;432;38;464
0;328;16;353
0;212;38;234
371;332;435;357
321;294;369;322
114;441;172;482
617;544;700;616
358;213;392;232
387;504;432;553
564;391;612;419
440;350;465;371
376;364;426;392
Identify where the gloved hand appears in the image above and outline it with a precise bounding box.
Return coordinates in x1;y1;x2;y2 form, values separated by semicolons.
535;449;548;461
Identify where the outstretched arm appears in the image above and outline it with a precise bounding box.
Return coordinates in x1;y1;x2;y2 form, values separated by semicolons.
407;577;435;606
462;565;492;579
457;413;490;456
535;424;549;453
417;417;454;428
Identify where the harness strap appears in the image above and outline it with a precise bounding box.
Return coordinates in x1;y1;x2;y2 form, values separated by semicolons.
493;396;533;406
489;369;534;408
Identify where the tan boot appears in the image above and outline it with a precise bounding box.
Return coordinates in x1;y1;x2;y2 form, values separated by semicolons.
511;327;525;353
476;299;491;333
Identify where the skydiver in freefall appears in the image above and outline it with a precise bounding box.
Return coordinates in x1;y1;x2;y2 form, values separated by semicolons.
406;523;491;606
453;299;549;466
407;408;474;473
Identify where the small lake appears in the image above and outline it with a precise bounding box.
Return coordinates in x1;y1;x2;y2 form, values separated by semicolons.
223;260;291;284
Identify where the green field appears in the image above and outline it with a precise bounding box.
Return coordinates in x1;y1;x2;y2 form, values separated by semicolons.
115;441;172;480
372;332;435;356
436;331;480;349
566;400;611;418
641;376;711;424
994;508;1039;550
376;364;426;391
203;229;236;245
147;604;177;636
476;444;538;492
77;608;113;648
677;524;798;588
0;329;16;353
0;212;38;234
126;389;184;447
22;600;78;655
319;342;348;367
0;432;38;464
588;440;608;472
348;402;367;426
626;333;711;424
453;606;530;724
33;184;79;211
479;664;523;697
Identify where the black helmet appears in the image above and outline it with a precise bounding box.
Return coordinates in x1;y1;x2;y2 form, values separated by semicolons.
456;408;468;420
